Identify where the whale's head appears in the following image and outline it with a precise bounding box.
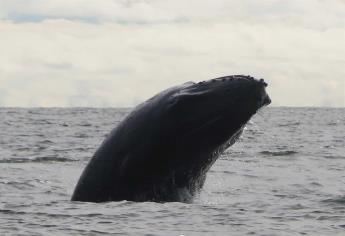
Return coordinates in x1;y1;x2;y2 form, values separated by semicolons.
165;75;271;148
169;75;270;122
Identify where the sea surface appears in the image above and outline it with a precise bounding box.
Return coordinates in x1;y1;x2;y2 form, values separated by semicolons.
0;107;344;236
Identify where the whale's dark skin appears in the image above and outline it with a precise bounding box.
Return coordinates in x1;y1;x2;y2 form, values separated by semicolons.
71;75;271;203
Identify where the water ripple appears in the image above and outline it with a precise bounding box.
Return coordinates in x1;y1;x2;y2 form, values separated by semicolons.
259;150;298;156
0;156;75;163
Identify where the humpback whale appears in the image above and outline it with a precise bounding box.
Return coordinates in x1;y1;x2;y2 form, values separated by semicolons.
71;75;271;203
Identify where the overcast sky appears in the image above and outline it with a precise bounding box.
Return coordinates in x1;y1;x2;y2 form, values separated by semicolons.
0;0;344;107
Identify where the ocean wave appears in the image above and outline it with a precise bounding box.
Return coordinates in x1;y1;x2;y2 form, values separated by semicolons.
78;123;92;127
0;156;76;163
323;155;345;159
321;197;345;205
259;150;298;156
278;122;301;127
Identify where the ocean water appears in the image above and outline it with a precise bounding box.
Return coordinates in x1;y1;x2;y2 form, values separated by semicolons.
0;107;344;236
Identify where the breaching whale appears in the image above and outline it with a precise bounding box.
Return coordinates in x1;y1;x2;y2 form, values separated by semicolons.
71;75;271;203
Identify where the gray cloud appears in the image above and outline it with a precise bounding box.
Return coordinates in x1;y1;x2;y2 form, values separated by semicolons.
0;1;344;107
1;0;344;28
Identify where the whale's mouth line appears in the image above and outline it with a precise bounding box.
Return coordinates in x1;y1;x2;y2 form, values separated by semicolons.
182;115;224;138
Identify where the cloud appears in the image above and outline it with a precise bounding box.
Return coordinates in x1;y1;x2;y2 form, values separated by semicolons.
0;0;177;23
1;0;345;28
0;1;344;107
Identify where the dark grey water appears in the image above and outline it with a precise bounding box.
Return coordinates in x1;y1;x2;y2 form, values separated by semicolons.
1;107;344;235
